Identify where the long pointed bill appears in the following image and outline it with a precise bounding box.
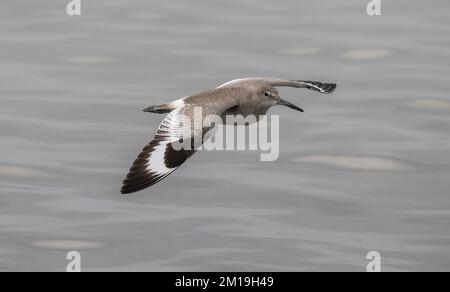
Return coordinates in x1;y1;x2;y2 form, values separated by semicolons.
277;98;304;112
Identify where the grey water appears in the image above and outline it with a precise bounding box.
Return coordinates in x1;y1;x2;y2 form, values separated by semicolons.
1;0;449;271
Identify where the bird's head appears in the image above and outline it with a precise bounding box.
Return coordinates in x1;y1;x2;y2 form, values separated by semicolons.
257;86;304;112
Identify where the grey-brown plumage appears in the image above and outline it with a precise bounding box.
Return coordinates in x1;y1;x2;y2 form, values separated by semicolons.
121;78;336;194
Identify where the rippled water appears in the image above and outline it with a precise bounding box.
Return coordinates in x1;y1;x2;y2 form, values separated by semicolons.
1;0;449;271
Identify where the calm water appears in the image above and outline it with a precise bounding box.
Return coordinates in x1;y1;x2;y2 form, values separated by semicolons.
1;0;449;271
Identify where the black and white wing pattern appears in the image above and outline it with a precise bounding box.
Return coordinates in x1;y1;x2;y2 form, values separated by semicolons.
121;87;242;194
217;78;336;94
291;80;337;94
121;106;201;194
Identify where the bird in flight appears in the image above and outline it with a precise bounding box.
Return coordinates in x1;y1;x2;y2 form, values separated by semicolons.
121;78;336;194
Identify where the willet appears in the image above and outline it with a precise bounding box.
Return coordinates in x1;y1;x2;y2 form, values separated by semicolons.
121;78;336;194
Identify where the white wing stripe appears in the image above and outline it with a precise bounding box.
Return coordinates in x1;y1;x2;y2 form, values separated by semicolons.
146;142;174;175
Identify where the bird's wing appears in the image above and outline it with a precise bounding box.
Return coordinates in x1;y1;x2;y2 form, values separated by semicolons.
121;96;237;194
275;80;337;94
217;78;269;88
121;106;197;194
218;78;336;94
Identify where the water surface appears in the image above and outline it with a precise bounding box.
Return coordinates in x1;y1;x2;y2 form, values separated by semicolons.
0;0;449;271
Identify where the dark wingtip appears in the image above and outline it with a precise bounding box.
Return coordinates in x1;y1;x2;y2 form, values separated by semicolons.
120;182;136;195
120;187;131;195
322;83;337;94
293;80;337;94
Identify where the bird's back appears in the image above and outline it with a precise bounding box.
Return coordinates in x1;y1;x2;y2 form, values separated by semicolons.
182;87;248;115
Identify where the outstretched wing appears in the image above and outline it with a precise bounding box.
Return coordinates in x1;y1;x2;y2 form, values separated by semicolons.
121;91;238;194
121;106;200;194
288;80;336;94
218;78;336;94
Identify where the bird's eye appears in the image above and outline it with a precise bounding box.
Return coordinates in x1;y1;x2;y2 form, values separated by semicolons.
264;92;270;97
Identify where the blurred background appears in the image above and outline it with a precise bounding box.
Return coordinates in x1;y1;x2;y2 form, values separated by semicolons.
0;0;449;271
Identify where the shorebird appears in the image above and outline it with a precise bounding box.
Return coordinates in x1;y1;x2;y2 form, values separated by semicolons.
121;78;336;194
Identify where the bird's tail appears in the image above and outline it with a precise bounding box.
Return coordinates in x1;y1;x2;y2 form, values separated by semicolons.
142;104;172;114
